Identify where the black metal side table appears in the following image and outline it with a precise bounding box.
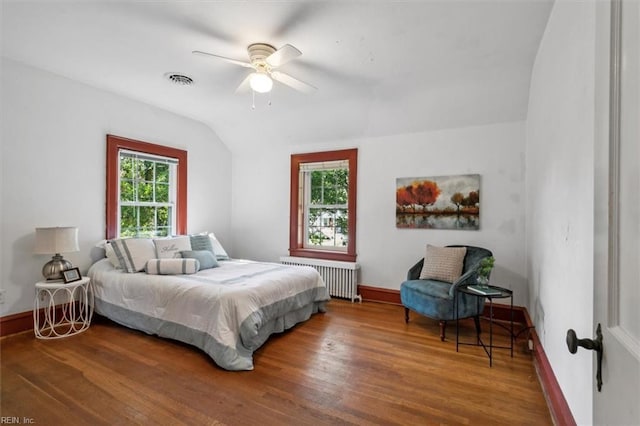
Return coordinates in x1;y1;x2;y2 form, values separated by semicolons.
455;284;513;367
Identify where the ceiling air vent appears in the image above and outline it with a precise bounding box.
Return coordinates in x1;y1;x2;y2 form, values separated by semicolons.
165;73;194;86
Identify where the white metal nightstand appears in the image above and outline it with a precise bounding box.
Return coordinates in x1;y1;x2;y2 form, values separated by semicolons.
34;276;93;339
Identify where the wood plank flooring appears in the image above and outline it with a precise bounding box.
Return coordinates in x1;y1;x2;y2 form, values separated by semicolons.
1;300;552;425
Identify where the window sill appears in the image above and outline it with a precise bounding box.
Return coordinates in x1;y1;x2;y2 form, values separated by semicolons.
289;249;356;263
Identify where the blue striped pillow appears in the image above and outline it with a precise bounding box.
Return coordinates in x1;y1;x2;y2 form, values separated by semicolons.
189;234;214;252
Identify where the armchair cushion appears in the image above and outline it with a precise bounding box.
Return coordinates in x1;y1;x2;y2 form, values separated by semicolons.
419;245;467;283
401;279;453;319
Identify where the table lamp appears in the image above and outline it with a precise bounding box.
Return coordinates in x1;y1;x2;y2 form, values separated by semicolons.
34;227;79;280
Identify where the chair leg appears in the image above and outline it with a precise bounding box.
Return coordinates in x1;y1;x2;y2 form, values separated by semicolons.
439;320;447;341
473;315;482;336
404;307;410;323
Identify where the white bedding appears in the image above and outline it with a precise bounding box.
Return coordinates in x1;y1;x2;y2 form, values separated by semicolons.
88;258;330;370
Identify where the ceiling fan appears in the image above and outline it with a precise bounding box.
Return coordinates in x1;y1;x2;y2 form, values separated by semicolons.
193;43;317;94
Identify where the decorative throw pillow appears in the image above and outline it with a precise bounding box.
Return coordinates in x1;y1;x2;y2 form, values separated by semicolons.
208;232;230;260
180;250;218;270
104;241;121;269
108;238;156;273
419;245;467;283
189;234;214;253
145;258;200;275
95;239;121;269
153;236;192;259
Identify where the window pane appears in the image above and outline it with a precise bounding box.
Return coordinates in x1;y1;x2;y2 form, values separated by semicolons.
308;169;348;207
308;227;325;245
140;160;154;181
155;183;169;202
308;208;322;225
138;183;153;202
336;209;348;246
305;206;349;248
157;206;170;227
139;206;155;231
156;163;169;183
311;185;323;204
121;206;136;231
336;187;348;204
120;180;134;202
120;157;134;179
318;226;336;246
324;186;337;204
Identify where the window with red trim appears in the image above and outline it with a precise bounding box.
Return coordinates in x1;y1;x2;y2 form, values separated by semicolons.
289;149;357;262
106;135;187;239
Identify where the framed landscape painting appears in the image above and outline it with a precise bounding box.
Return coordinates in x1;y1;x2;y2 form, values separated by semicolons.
396;174;480;230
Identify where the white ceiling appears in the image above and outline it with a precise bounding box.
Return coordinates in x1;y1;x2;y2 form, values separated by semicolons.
1;1;553;153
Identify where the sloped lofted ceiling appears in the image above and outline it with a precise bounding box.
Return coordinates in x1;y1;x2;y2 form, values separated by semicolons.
1;1;553;153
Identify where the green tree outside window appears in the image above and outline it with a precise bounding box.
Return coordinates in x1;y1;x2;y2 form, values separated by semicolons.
119;153;174;237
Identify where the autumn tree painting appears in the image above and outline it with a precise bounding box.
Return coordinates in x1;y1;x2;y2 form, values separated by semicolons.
396;174;480;229
396;180;441;211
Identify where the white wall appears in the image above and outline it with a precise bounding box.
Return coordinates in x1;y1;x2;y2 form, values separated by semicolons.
0;58;232;317
525;1;595;424
232;121;528;305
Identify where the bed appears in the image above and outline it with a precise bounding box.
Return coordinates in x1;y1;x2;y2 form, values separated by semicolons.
87;257;330;371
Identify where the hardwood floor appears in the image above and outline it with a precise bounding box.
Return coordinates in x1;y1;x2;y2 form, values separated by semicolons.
1;300;552;425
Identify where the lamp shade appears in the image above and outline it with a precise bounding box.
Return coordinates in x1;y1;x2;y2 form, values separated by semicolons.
34;227;79;254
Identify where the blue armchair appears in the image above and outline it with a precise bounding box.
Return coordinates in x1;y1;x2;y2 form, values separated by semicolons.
400;245;493;341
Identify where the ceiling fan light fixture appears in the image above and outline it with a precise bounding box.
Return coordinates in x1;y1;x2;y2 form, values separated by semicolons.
249;72;273;93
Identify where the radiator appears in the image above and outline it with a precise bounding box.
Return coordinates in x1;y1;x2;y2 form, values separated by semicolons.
280;256;361;302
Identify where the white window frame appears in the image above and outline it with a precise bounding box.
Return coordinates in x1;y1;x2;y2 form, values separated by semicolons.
301;160;349;252
117;150;178;238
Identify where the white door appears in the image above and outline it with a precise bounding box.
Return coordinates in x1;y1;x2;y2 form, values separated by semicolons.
593;0;640;424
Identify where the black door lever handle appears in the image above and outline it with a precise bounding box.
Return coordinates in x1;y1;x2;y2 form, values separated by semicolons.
566;324;603;391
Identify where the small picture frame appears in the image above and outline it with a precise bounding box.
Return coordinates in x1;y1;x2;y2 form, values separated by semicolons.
62;267;82;283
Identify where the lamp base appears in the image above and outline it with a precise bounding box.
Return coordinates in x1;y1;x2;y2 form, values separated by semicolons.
42;254;73;280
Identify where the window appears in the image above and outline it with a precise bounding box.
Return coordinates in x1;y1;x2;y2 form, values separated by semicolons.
289;149;357;262
303;162;349;250
118;151;175;237
106;135;187;239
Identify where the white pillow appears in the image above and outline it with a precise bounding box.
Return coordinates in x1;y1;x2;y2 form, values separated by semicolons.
145;258;199;275
419;245;467;283
108;238;156;273
104;241;120;268
208;233;230;260
153;236;192;259
95;240;120;268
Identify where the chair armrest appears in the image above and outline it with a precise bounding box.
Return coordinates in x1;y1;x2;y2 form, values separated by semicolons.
448;264;480;297
407;259;425;280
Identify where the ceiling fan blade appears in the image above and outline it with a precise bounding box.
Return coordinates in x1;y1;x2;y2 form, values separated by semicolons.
192;50;254;68
266;44;302;68
271;71;317;94
235;74;252;94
